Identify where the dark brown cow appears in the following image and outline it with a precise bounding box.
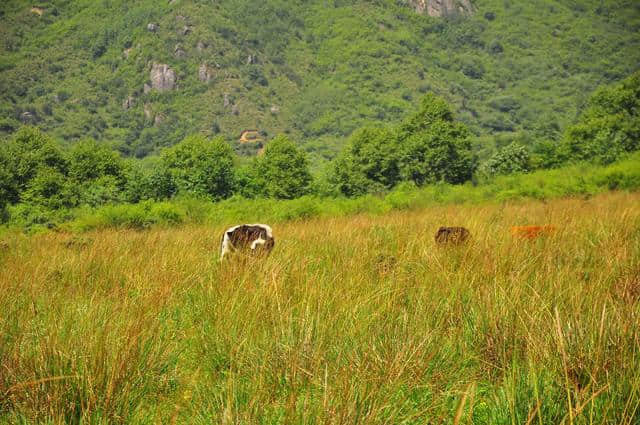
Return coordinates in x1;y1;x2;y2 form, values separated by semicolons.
220;224;275;260
435;226;471;245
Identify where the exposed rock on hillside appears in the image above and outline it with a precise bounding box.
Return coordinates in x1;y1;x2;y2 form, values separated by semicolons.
143;104;153;120
174;44;186;59
199;64;213;83
20;111;36;123
196;41;208;52
147;23;158;32
408;0;474;17
150;63;176;91
154;113;165;126
122;96;135;110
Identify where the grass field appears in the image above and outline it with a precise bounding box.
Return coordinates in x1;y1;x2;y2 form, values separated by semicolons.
1;191;639;424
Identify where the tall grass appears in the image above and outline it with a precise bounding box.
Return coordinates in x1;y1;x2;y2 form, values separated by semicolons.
1;191;639;423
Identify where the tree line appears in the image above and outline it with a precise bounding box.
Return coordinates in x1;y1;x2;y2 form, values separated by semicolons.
1;72;638;228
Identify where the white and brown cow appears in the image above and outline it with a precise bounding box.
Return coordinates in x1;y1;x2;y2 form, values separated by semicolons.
220;224;275;260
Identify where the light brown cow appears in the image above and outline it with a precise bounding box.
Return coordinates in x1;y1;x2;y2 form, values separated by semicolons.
510;225;556;239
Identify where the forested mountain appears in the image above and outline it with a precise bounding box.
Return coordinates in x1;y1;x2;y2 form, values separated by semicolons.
1;0;639;160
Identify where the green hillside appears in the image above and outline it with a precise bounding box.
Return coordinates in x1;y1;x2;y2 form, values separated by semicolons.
1;0;639;160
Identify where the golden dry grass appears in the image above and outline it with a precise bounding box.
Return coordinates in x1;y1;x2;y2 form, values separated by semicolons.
1;192;639;424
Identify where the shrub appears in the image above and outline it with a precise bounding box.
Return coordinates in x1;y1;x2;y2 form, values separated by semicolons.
161;135;235;201
252;135;313;199
398;94;474;185
479;142;531;177
331;127;401;196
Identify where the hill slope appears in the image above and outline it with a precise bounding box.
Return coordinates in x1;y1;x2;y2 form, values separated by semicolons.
1;0;639;159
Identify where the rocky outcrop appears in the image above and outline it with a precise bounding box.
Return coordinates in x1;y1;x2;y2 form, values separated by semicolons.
408;0;474;17
196;40;208;52
198;64;213;83
147;23;158;32
122;96;135;110
143;104;153;120
174;44;186;59
154;113;165;126
20;111;36;124
270;105;280;114
150;63;176;91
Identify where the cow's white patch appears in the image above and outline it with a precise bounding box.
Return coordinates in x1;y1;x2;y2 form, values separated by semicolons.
220;232;232;260
251;237;266;250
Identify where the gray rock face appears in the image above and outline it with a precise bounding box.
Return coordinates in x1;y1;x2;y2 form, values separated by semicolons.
147;23;158;32
196;40;208;52
123;96;135;110
154;113;165;126
270;105;280;114
198;63;212;83
408;0;473;17
150;63;176;91
20;111;36;123
174;44;186;59
179;25;192;36
144;104;153;120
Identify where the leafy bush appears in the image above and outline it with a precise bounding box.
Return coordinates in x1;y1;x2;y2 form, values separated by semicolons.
161;135;235;201
398;94;474;185
479;142;531;177
250;135;313;199
331;127;401;196
561;71;640;164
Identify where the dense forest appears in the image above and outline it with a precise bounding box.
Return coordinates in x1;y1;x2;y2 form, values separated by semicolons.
1;0;639;161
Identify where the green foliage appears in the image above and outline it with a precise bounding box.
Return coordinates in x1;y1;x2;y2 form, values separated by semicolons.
60;152;640;233
331;127;401;196
70;201;186;231
67;140;129;206
0;127;67;203
562;71;640;164
21;167;78;210
479;142;530;177
250;135;313;199
161;135;235;200
1;0;638;155
398;94;474;185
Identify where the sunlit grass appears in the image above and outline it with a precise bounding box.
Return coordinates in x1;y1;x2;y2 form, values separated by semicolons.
1;192;639;423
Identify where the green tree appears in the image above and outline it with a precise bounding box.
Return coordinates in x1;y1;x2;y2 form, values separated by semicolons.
1;126;67;204
562;71;640;164
161;135;235;200
252;136;313;199
479;142;531;176
331;127;400;196
68;140;129;206
21;167;79;210
398;94;474;185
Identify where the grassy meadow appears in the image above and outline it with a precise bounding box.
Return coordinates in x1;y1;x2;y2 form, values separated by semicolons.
1;191;639;424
